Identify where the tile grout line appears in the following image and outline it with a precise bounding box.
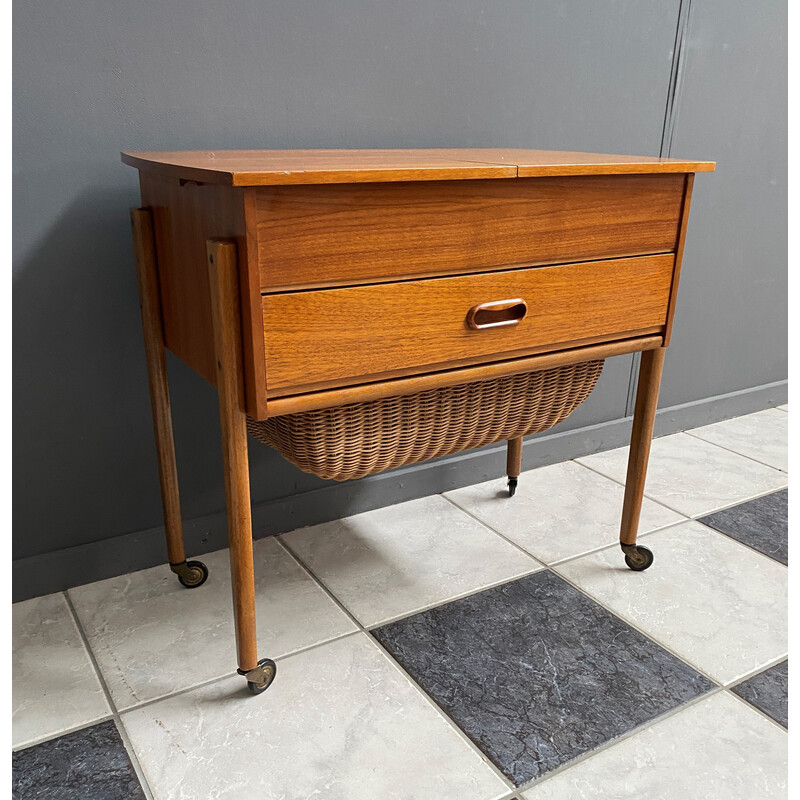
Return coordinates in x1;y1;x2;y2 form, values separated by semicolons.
553;546;787;692
529;504;788;575
441;461;696;557
438;495;726;687
476;668;786;795
566;456;699;520
686;485;790;519
693;518;789;569
443;491;771;694
546;517;689;568
114;629;363;717
362;563;545;631
575;456;787;520
277;502;764;791
367;634;517;792
517;684;789;795
275;536;373;632
724;686;789;732
511;686;728;796
437;505;785;692
552;522;788;689
683;429;788;474
724;653;790;691
445;486;688;557
62;592;157;800
547;560;724;689
441;493;692;569
13;714;116;754
282;507;738;686
439;493;551;567
278;522;541;634
276;536;517;791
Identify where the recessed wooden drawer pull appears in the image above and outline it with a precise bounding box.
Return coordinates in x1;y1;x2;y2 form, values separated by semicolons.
466;298;528;330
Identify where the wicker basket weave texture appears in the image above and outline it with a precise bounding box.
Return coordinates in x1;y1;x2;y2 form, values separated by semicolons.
248;360;604;481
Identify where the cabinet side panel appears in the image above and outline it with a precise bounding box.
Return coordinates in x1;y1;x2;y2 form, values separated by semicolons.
138;174;266;417
662;174;694;346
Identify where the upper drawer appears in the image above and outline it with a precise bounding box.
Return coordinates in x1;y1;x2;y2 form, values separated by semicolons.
253;173;686;291
262;253;674;396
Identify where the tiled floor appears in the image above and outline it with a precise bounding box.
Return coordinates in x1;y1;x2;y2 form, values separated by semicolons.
12;407;788;799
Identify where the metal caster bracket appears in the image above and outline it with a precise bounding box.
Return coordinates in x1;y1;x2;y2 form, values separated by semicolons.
238;658;277;695
170;560;209;588
620;543;654;572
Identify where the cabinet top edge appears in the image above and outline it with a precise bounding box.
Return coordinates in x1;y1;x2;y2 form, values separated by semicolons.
121;148;715;186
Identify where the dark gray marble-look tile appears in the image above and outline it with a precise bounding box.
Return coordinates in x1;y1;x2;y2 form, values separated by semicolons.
699;489;787;565
731;660;788;728
373;570;713;786
12;720;145;800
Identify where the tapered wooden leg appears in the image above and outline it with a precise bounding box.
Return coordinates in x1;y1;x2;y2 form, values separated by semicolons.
207;238;276;695
506;436;523;497
130;208;208;589
619;346;666;571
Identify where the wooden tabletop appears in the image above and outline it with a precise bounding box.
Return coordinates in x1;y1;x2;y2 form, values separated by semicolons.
121;148;715;186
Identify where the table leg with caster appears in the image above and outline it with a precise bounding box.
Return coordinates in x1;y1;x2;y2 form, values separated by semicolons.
618;346;666;572
207;238;276;695
131;207;209;590
506;436;523;497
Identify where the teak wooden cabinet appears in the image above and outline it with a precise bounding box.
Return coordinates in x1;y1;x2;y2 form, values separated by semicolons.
124;149;714;694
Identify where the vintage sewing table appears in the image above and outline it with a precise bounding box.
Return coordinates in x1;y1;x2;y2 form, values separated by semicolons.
123;149;714;693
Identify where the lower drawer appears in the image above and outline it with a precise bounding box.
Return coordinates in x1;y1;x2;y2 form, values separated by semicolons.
262;253;674;395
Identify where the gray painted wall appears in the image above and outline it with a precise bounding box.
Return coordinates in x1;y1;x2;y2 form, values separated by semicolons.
13;1;786;600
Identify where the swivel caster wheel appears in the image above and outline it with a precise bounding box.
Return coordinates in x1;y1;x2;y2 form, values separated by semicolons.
171;560;209;588
621;544;654;572
508;477;518;497
240;658;277;695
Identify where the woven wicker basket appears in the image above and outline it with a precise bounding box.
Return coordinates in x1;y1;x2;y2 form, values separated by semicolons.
248;360;604;481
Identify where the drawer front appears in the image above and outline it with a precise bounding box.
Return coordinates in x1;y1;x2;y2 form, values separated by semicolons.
262;254;674;395
254;174;686;291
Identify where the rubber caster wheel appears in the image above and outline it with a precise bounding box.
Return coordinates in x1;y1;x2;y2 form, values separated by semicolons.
508;477;518;497
246;658;277;695
177;560;209;588
623;545;654;572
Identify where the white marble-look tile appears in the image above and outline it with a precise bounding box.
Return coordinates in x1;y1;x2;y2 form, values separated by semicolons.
557;521;787;685
522;692;786;799
281;494;539;627
69;537;356;710
776;404;787;412
577;432;787;517
687;409;788;472
13;593;110;749
122;633;508;800
445;461;685;564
